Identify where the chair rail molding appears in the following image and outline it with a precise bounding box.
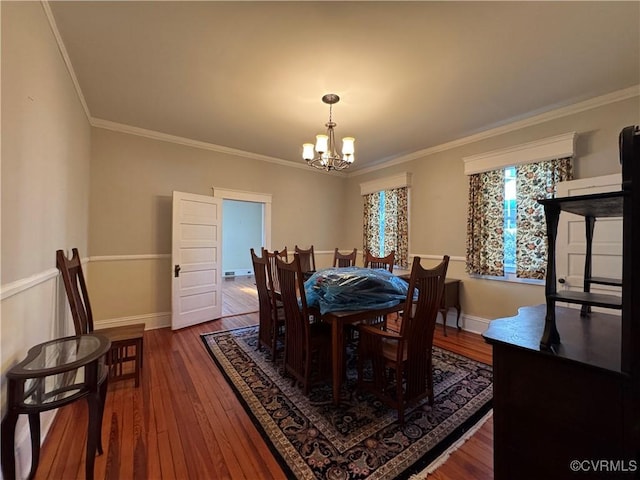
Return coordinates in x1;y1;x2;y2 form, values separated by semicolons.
1;257;90;300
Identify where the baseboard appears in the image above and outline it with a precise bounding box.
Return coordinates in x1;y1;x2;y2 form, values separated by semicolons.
223;269;253;278
95;311;171;330
458;314;491;335
436;311;490;336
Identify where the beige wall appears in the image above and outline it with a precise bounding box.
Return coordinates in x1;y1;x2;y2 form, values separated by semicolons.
87;128;346;324
1;0;91;360
344;96;639;324
1;2;92;471
1;2;91;284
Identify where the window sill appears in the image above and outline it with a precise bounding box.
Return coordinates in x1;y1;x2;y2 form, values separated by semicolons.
470;272;545;286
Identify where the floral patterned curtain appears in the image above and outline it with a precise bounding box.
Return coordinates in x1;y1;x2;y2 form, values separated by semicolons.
362;187;409;268
363;192;381;259
516;157;573;279
384;187;409;268
466;169;505;276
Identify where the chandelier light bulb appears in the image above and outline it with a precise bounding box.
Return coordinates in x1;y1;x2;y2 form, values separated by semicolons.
315;134;329;154
302;143;315;161
342;137;355;155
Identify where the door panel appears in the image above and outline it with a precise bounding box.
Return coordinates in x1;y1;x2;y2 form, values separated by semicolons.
172;191;222;329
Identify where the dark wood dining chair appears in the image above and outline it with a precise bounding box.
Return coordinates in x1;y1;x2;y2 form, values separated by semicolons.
264;248;287;298
294;245;316;277
333;248;358;267
357;255;449;423
364;250;395;273
357;250;397;331
251;248;285;361
56;248;145;387
276;253;331;395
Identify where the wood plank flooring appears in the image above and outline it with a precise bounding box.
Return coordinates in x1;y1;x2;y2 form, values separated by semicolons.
33;282;494;480
222;275;258;317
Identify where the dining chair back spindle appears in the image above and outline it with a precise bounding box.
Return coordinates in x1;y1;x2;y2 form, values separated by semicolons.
357;255;449;423
333;248;358;268
264;248;287;297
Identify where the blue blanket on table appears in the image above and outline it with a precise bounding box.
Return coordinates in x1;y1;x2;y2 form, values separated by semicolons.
304;266;409;314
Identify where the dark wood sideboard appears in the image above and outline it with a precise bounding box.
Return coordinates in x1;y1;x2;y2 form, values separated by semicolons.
483;126;640;479
483;305;634;479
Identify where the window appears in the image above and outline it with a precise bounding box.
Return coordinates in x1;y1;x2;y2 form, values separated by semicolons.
377;190;386;255
363;187;409;267
463;133;576;281
504;167;517;274
466;159;572;280
360;174;411;269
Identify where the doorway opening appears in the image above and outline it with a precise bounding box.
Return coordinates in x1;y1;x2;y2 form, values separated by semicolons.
214;188;272;317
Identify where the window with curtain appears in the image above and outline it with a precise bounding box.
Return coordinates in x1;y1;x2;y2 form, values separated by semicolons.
466;157;573;279
363;187;409;268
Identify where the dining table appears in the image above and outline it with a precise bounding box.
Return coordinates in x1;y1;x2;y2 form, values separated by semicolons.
304;266;409;405
321;302;405;404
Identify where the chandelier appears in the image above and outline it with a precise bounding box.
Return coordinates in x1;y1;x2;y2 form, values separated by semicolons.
302;93;355;171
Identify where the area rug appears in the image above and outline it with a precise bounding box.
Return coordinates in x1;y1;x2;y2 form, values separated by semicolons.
201;326;492;480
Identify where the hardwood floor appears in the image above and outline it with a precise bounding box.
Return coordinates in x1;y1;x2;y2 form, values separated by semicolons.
33;284;494;480
222;275;258;317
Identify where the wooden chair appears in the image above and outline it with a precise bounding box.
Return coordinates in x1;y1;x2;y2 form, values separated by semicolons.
56;249;145;387
251;248;285;361
265;248;287;298
294;245;316;277
357;255;449;423
364;250;395;273
276;253;331;395
357;250;397;331
333;248;358;267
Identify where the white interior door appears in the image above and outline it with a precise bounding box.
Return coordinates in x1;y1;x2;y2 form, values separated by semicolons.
171;191;222;330
555;174;623;312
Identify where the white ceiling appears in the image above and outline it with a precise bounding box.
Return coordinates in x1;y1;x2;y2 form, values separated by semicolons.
48;1;640;172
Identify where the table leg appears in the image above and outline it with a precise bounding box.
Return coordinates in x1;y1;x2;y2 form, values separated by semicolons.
27;413;41;480
455;305;462;331
440;309;448;337
85;393;101;480
1;412;18;480
96;375;108;455
331;320;343;405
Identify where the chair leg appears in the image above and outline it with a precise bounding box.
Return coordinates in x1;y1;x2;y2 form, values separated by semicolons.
135;339;142;388
396;366;405;424
271;329;278;362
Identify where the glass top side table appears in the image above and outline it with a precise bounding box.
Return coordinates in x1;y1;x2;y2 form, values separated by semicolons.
1;334;111;480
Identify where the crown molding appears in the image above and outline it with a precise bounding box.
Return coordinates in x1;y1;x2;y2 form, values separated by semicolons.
349;85;640;177
41;1;91;121
90;118;346;177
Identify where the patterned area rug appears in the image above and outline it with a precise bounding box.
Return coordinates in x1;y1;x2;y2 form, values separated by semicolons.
201;326;492;480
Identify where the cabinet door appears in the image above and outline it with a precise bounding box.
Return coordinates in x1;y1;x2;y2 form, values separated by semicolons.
555;174;622;313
